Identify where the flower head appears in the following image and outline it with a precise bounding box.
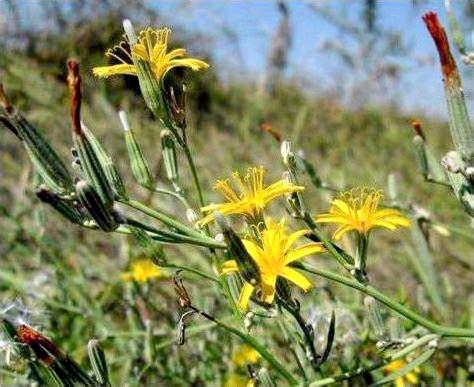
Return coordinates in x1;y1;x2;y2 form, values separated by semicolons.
315;187;410;240
232;344;261;367
224;373;254;387
383;359;420;387
221;218;324;310
198;166;304;227
121;259;166;283
92;27;209;81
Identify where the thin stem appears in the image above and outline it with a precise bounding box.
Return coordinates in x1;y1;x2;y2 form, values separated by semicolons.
153;187;191;209
163;263;218;283
302;212;353;273
299;264;474;338
189;305;298;385
282;303;320;371
182;144;205;209
120;199;221;248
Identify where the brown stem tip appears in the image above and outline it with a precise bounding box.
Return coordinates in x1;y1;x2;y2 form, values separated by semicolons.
17;324;64;365
67;59;82;135
422;12;457;79
410;119;425;141
0;82;13;114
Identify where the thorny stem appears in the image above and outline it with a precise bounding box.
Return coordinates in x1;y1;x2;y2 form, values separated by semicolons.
299;264;474;339
188;305;298;385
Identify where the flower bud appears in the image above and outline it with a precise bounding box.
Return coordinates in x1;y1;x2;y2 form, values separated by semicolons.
87;339;110;386
36;185;86;225
161;129;179;182
214;211;260;284
364;296;386;340
75;180;118;231
119;111;154;188
281;140;292;165
186;208;198;224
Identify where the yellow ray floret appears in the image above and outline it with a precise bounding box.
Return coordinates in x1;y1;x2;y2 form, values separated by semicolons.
121;259;166;283
314;187;410;240
221;218;324;310
383;359;420;387
198;166;304;227
92;27;209;81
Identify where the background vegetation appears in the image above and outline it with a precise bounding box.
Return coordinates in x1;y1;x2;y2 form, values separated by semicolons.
0;1;472;385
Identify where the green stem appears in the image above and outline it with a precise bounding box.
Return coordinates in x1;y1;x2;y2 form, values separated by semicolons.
120;199;221;248
182;144;205;209
163;263;218;283
189;306;297;385
302;213;353;272
300;264;474;338
153;187;191;209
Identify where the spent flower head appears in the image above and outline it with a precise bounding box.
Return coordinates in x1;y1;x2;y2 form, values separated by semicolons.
92;26;209;82
221;218;324;310
315;187;410;240
198;166;304;227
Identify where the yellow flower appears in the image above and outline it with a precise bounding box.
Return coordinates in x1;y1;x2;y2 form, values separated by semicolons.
315;187;410;240
198;166;304;227
224;373;254;387
121;259;165;283
92;27;209;81
221;218;324;310
383;359;420;387
232;345;261;367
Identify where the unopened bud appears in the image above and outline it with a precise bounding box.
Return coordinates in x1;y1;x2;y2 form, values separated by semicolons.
121;112;154;188
186;208;198;224
75;180;118;231
281;140;292;165
123;19;137;45
364;296;386;339
87;339;110;386
161;129;179;182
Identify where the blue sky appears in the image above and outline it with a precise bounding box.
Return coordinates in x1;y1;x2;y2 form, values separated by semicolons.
152;0;472;118
2;1;471;118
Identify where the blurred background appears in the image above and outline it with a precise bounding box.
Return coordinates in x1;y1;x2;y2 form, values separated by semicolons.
0;0;473;385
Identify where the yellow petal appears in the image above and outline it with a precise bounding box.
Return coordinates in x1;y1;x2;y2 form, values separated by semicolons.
242;239;266;267
279;267;312;291
314;213;349;224
221;260;239;275
165;48;187;61
120;272;133;282
92;64;137;78
333;224;354;240
237;282;254;311
260;274;277;304
395;378;405;387
405;371;418;384
284;229;309;251
284;243;325;265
